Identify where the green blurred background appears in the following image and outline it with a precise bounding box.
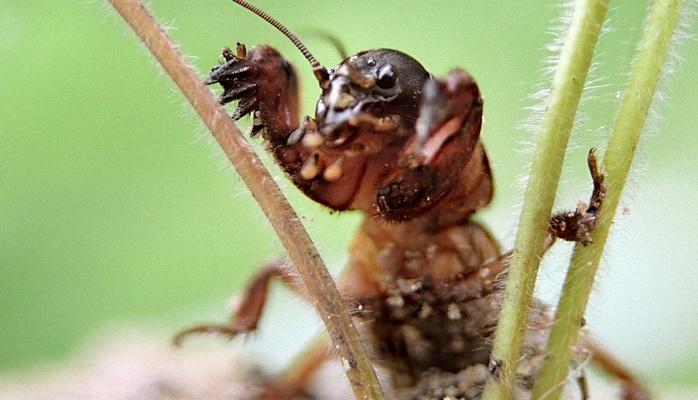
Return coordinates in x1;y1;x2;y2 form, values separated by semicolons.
1;0;697;392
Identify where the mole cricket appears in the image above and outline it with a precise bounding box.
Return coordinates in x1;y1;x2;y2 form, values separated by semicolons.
175;1;649;399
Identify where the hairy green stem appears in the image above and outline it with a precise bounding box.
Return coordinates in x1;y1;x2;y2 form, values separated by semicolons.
107;0;384;398
532;1;682;398
481;1;609;398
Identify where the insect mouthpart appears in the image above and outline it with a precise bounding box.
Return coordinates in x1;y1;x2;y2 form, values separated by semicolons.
315;67;399;143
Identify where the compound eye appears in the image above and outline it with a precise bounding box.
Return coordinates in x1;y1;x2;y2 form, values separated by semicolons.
376;64;396;90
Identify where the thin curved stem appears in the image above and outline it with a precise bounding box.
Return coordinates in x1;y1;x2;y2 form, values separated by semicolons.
532;1;682;398
107;0;384;398
482;1;609;398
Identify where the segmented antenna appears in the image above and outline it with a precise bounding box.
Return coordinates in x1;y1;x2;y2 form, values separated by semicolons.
232;0;330;87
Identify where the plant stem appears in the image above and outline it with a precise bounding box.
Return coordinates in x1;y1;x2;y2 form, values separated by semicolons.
481;1;609;398
532;1;682;398
107;1;384;398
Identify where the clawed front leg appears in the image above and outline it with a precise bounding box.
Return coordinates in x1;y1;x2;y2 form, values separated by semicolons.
376;70;485;221
206;43;301;146
403;69;483;169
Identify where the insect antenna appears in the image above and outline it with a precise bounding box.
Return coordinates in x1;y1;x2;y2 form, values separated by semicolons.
231;0;331;88
305;30;349;61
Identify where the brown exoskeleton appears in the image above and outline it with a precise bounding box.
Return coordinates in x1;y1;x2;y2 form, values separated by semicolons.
177;1;649;399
